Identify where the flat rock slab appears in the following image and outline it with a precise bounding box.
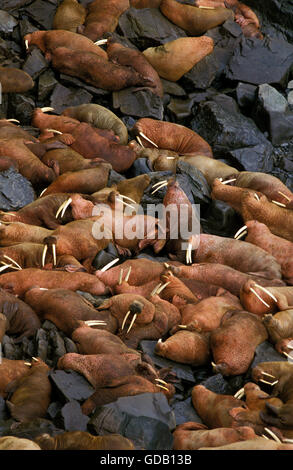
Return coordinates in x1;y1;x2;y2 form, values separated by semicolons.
113;88;164;120
0;167;35;211
50;83;93;115
88;392;175;450
55;400;89;432
49;369;95;403
171;397;203;426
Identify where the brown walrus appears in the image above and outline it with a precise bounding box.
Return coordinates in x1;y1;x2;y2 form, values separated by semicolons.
0;67;34;93
53;0;86;32
160;0;233;35
35;431;135;450
142;36;214;82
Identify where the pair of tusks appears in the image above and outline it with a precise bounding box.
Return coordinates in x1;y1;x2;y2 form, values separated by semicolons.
84;320;107;328
1;255;22;270
155;378;169;392
100;257;120;273
24;356;40;367
42;243;56;267
56;198;72;219
136;132;158;149
261;428;282;443
149;280;171;297
259;371;278;387
234;387;245;399
249;283;278;309
118;266;132;285
121;310;137;334
115;195;136;211
234;225;247;240
281;343;293;360
151;180;169;195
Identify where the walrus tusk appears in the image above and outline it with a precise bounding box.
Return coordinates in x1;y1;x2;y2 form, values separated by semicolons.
272;200;286;208
95;39;108;45
152;180;168;188
157;338;162;344
46;129;63;135
253;284;278;303
42;244;48;267
0;211;16;217
156;281;171;294
121;310;131;331
259;379;278;386
55;198;71;218
234;225;248;239
25;39;29;50
264;428;281;443
52;244;56;266
125;266;132;283
116;197;135;210
235;231;247;240
186;242;192;264
254;193;260;201
249;287;270;308
38;288;48;290
283;439;293;443
234;387;245;399
151;181;168;195
32;357;39;362
3;255;22;270
261;435;270;440
150;283;162;297
198;5;216;8
282;351;293;359
0;262;18;271
155;378;168;386
41;107;55;113
136;136;145;148
139;131;158;148
126;314;137;334
0;264;12;273
7;119;20;123
261;372;276;379
166;157;175;159
278;191;291;202
39;188;47;197
178;325;187;329
24;362;32;366
211;361;217;368
100;258;119;272
119;194;137;205
118;269;124;286
164;263;170;269
221;178;237;185
85;320;107;326
287;344;293;350
155;383;169;392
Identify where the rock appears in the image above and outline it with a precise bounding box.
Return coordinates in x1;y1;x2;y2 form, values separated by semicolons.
49;370;95;403
201;200;241;238
171;397;203;426
139;341;195;383
200;373;239;395
54;401;89;432
76;291;107;308
49;83;93;115
113;88;164;120
23;0;57;30
0;397;8;421
161;79;186;97
38;70;58;102
3;418;64;439
288;91;293;106
35;328;48;362
59;74;110;100
64;337;78;354
0;420;15;437
167;97;196;122
48;330;66;364
9;93;36;125
236;82;257;109
0;167;35;211
176;161;211;204
0;10;18;35
190;95;274;167
47;402;63;420
92;244;122;272
288;80;293;90
253;84;293;145
19;18;39;37
20;337;35;358
88;393;175;450
225;144;274;172
126;158;151;178
42;320;58;332
107;169;125;186
2;335;21;360
225;36;293;88
271;169;293;192
248;340;286;373
22;47;48;80
118;7;187;50
2;0;34;10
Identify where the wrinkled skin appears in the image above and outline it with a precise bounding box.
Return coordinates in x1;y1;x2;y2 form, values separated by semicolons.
0;243;51;270
155;328;210;365
172;422;257;450
80;0;129;42
41;148;105;175
142;36;214;82
0;223;52;247
191;385;246;428
210;310;268;375
0;360;31;398
0;268;109;298
157;270;200;305
263;310;293;344
6;359;51;423
24;288;116;336
132;118;213;156
116;174;151;204
240;280;293;317
53;0;86;32
160;0;233;35
35;431;134;450
0;67;34;93
130;0;161;7
211;178;262;213
62;104;128;145
107;38;163;97
0;289;40;343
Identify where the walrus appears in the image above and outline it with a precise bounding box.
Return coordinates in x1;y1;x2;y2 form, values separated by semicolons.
240;280;293;317
263;310;293;345
0;243;53;271
61;103;128;145
142;36;214;82
80;0;129;42
130;0;161;7
41;148;105;174
0;437;40;450
35;432;134;450
6;358;51;423
0;67;34;93
107;38;163;97
199;439;293;450
0;313;9;343
116;174;151;204
160;0;233;35
0;359;32;398
53;0;86;32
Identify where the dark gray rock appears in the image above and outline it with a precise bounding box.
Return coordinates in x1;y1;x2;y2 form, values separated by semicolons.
118;8;187;50
9;93;35;125
49;369;95;403
76;291;107;308
36;328;48;361
248;340;286;373
19;18;39;37
0;10;18;35
236;82;257;108
0;167;35;211
22;47;48;80
176;161;211;204
113;88;164;120
20;336;35;358
2;335;21;360
201;200;241;238
42;320;58;331
225;143;274;172
108;169;125;186
55;400;89;431
139;341;195;383
271;169;293;192
2;0;34;10
201;373;237;395
92;244;122;272
47;402;63;420
23;0;57;30
88;393;175;450
126;158;151;178
161;79;186;97
288;90;293;105
50;83;93;114
64;337;78;354
38;69;58;101
225;36;293;88
49;329;66;363
3;418;64;439
0;397;8;421
171;397;203;426
60;74;111;99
